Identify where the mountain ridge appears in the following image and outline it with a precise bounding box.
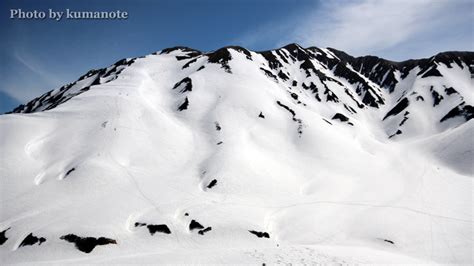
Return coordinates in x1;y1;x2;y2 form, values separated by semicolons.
1;43;472;264
7;44;473;140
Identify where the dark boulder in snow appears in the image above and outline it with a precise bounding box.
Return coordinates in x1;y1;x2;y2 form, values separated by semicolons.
0;228;10;245
207;179;217;189
389;130;403;138
189;219;212;235
189;220;205;231
249;230;270;238
19;233;46;247
198;227;212;235
135;222;171;235
60;234;117;253
146;224;171;235
331;113;349;122
399;115;409;126
64;167;76;178
178;97;189;111
290;93;298;100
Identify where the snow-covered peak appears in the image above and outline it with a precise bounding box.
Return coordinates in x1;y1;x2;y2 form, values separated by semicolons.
8;44;473;140
1;44;472;264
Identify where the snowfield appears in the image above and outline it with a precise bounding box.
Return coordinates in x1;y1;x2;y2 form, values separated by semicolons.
0;44;472;264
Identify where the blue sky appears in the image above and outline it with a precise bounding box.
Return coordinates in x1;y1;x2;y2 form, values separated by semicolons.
0;0;472;113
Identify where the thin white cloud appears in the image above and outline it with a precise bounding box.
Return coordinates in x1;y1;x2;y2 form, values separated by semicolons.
13;50;62;85
1;49;65;103
1;84;42;104
238;0;473;60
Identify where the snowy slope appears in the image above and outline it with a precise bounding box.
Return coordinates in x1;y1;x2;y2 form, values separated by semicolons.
0;44;473;264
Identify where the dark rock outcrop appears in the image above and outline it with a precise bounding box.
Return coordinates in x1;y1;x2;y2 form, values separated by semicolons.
60;234;117;253
249;230;270;238
19;233;46;247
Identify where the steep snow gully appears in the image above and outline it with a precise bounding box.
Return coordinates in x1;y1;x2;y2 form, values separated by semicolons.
0;44;473;264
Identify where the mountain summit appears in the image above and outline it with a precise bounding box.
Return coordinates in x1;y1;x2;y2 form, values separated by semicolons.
10;45;473;139
1;44;473;264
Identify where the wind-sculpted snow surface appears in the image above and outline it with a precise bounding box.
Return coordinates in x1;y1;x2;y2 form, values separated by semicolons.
0;44;472;264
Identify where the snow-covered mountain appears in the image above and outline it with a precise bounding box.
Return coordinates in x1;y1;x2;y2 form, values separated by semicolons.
1;44;473;264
